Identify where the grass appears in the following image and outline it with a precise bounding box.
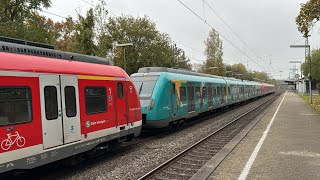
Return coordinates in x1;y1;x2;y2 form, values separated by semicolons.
300;93;320;111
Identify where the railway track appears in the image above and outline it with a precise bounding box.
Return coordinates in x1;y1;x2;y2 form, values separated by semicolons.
138;92;281;180
123;94;268;149
5;93;279;180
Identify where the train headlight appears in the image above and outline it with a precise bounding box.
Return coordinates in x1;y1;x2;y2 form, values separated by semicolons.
149;99;155;110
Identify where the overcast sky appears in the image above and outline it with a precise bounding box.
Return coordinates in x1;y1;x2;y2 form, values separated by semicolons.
43;0;320;79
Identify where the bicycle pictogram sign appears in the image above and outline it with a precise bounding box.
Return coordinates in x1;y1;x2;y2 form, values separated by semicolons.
1;132;26;151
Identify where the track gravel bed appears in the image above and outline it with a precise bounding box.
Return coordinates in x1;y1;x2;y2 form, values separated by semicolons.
140;93;279;180
21;95;276;180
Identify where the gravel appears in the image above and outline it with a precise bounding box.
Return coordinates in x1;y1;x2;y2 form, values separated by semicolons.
44;95;274;180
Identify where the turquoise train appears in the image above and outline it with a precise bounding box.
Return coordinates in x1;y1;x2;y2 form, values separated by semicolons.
130;67;275;128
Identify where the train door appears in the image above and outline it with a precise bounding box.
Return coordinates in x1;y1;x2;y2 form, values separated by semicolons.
40;75;81;149
187;82;195;112
60;75;81;144
115;82;128;125
171;83;178;116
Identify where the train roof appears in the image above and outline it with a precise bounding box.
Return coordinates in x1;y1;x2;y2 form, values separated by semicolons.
0;52;127;78
137;67;224;79
133;67;273;86
0;36;113;65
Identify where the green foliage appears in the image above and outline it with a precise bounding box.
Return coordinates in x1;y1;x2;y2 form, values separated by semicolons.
71;8;96;55
200;29;225;76
296;0;320;36
302;49;320;82
54;17;76;51
104;15;190;74
0;0;52;42
0;0;51;22
94;0;113;57
230;63;248;78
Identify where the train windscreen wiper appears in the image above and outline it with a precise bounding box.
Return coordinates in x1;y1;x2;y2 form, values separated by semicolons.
139;82;143;95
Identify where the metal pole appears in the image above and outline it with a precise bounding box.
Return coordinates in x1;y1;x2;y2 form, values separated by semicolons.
308;37;312;104
306;35;312;104
300;63;302;79
123;48;126;72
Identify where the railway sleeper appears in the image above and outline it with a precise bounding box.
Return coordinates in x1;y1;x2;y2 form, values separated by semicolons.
166;167;198;175
177;160;203;167
170;165;199;172
199;144;223;150
162;169;193;178
193;148;219;154
187;153;212;159
182;156;207;163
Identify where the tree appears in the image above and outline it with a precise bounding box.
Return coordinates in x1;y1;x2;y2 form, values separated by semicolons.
296;0;320;36
230;63;248;79
302;49;320;82
71;8;96;55
172;43;192;70
0;0;52;41
104;15;184;75
0;0;192;74
200;29;225;76
94;0;113;57
54;17;76;51
0;0;51;22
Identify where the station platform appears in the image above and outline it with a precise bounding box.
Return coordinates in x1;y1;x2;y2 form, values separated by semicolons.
192;92;320;180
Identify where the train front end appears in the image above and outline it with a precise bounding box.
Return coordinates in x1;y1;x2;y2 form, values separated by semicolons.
131;71;171;128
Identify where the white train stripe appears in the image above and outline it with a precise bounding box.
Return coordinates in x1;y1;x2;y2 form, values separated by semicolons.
0;121;142;164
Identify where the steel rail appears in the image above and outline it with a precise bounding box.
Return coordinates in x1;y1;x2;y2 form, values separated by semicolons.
138;92;280;180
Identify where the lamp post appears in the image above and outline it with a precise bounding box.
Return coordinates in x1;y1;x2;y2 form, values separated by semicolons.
115;43;133;72
176;59;190;69
290;44;312;104
207;66;218;74
225;71;232;77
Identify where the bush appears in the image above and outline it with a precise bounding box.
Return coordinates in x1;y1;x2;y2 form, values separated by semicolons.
317;83;320;94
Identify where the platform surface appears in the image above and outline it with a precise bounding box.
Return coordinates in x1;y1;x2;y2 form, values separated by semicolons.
205;92;320;180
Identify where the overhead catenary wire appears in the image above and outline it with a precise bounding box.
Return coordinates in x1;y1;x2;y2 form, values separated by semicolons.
79;0;95;6
176;0;265;71
204;0;276;72
204;1;259;58
40;10;68;19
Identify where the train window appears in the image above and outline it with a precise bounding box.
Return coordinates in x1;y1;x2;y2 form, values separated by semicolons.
228;87;231;96
213;87;216;97
85;87;107;114
117;83;124;98
0;87;32;126
202;86;207;99
44;86;58;120
180;87;187;102
195;87;200;100
65;86;77;117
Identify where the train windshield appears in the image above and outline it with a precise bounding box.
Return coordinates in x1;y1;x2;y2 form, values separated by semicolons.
131;76;159;99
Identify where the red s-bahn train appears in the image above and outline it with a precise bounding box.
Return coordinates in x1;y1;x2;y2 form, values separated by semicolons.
0;37;142;174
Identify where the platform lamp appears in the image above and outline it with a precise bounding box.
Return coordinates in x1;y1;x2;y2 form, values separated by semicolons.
225;71;233;77
207;66;218;74
177;59;190;69
115;42;133;72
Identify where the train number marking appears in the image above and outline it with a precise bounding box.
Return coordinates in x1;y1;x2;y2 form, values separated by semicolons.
1;131;26;151
26;156;37;165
